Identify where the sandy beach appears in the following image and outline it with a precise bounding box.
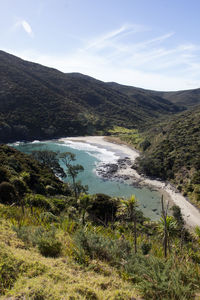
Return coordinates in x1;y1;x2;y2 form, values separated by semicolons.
60;136;200;228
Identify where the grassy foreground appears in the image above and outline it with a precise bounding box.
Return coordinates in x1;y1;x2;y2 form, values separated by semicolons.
0;144;200;299
0;211;140;300
0;201;200;300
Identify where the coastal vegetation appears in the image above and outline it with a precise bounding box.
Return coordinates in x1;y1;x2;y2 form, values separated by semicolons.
0;50;200;299
106;108;200;208
0;50;183;143
0;146;200;299
135;106;200;207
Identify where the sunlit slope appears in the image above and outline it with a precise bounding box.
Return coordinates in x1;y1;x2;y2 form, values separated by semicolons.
0;50;181;142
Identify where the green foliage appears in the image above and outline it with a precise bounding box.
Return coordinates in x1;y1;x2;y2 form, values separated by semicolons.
171;205;184;228
124;255;200;300
25;194;55;212
0;145;72;210
141;242;152;255
135;106;200;206
10;176;28;196
38;237;62;258
120;195;138;221
13;225;45;246
0;51;183;143
31;150;65;179
59;152;86;199
0;166;9;183
14;224;62;257
74;229;131;264
0;246;20;294
87;194;120;225
0;194;200;299
0;181;16;204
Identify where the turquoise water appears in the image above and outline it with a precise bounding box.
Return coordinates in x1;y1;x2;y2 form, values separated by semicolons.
12;139;162;220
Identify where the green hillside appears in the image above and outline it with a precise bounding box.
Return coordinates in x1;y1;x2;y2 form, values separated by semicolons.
0;146;200;299
135;106;200;206
107;82;186;113
158;89;200;108
0;50;181;143
0;144;69;200
107;82;200;109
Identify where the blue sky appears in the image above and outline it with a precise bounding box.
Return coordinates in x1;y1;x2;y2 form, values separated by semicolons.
1;0;200;91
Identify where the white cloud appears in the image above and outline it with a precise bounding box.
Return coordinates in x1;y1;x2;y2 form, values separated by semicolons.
4;24;200;91
84;24;148;51
21;20;33;36
13;19;34;37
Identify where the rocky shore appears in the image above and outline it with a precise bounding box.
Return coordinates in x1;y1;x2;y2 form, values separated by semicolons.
60;136;200;228
96;157;133;182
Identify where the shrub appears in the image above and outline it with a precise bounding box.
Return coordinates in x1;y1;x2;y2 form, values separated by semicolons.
141;242;152;255
20;171;31;184
140;139;151;151
0;181;16;204
10;177;28;196
0;245;25;295
0;167;9;183
38;238;62;257
124;255;200;299
25;194;55;212
87;194;120;225
74;229;132;263
13;226;45;246
14;225;62;257
45;185;57;195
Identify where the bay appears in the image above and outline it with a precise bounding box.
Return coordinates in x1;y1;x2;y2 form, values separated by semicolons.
12;139;162;220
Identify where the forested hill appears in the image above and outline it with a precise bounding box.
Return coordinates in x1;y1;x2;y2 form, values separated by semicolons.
136;105;200;206
0;50;181;143
107;82;200;108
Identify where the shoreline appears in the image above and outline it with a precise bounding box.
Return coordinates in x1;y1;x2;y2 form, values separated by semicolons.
60;136;200;229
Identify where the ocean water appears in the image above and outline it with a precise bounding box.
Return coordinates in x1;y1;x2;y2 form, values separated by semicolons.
12;139;162;220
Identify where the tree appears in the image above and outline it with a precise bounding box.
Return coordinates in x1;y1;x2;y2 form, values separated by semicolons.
159;196;177;257
0;181;16;204
77;193;92;225
87;194;119;226
171;205;184;228
59;152;84;200
31;150;65;178
120;195;138;254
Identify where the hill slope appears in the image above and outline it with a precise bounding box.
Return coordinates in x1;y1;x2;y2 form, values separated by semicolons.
107;82;200;108
0;144;66;198
135;105;200;206
0;50;181;142
159;89;200;107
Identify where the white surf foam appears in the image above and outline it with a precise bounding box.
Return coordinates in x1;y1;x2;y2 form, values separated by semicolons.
58;140;119;164
31;140;41;144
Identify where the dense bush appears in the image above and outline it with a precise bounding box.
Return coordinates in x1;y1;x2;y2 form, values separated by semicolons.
135;106;200;205
38;237;62;257
0;145;72;209
141;242;152;255
87;194;120;225
74;229;132;264
124;255;200;300
0;167;9;183
0;181;16;204
14;225;62;257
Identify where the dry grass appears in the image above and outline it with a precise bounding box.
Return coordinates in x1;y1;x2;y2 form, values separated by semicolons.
0;218;141;300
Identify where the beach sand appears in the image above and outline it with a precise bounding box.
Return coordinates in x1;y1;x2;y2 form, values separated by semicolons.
59;136;200;228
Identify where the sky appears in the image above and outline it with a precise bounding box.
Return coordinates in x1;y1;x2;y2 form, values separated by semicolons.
1;0;200;91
